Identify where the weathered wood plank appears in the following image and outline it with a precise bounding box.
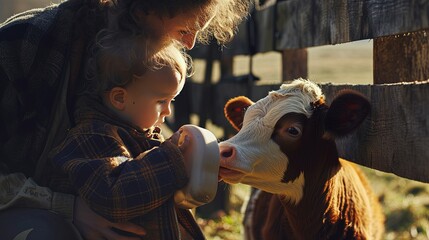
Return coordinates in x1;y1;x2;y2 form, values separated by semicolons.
374;30;429;83
276;0;429;49
206;81;429;183
223;0;429;54
322;81;429;183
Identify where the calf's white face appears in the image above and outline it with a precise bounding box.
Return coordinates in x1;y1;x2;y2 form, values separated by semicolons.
219;79;370;204
219;80;324;203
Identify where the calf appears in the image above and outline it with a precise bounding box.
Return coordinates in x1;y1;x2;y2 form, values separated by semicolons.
218;79;384;239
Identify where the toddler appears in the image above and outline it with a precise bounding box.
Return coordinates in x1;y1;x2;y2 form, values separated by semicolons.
49;31;203;239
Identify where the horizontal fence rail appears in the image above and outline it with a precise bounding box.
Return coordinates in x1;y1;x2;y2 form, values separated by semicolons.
206;0;429;56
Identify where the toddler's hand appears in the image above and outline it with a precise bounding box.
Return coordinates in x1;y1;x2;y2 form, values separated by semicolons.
168;129;190;153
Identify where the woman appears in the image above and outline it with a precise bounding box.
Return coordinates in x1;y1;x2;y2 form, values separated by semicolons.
0;0;248;239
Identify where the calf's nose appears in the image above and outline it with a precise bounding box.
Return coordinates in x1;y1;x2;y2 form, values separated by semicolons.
220;145;236;160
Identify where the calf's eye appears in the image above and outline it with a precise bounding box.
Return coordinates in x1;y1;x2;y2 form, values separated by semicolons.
287;127;301;136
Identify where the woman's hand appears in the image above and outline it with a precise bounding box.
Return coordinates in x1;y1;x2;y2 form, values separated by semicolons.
74;197;146;240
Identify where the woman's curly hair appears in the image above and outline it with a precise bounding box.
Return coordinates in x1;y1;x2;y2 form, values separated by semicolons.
98;0;249;44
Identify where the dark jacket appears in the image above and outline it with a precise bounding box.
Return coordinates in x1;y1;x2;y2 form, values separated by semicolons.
0;0;101;220
0;0;101;178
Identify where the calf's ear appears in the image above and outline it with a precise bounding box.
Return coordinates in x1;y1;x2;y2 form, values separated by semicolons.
324;90;371;137
224;96;254;131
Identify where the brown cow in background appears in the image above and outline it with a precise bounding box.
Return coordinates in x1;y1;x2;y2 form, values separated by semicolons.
218;79;384;239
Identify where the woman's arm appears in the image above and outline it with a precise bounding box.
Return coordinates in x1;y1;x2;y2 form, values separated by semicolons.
0;173;146;239
0;172;74;219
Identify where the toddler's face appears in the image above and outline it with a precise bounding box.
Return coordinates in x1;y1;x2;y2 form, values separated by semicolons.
123;66;184;130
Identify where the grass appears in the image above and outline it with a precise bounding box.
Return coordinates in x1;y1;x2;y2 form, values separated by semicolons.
197;210;244;240
362;168;429;240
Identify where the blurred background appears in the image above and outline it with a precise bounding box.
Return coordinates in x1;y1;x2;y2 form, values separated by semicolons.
1;1;428;240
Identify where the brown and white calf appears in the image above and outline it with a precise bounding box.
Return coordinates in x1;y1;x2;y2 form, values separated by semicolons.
218;79;384;239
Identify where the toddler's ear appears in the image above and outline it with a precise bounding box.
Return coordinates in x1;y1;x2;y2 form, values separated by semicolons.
108;87;127;111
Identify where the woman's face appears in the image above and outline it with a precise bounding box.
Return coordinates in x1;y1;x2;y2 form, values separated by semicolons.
136;10;215;50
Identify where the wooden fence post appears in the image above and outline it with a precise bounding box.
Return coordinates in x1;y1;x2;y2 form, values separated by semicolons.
374;30;429;83
281;49;308;81
220;55;234;79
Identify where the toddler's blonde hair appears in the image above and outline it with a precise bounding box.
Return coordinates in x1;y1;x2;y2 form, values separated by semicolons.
85;30;191;95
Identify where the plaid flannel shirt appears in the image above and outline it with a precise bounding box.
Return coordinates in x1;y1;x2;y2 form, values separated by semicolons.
49;96;205;239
